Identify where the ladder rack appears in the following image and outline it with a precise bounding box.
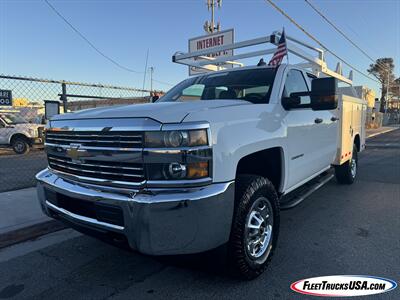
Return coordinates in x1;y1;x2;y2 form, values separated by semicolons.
173;30;353;85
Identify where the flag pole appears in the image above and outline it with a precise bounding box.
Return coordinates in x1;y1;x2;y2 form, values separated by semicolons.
283;27;289;65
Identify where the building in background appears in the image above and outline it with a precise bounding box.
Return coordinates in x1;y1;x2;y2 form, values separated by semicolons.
352;86;375;108
12;98;29;107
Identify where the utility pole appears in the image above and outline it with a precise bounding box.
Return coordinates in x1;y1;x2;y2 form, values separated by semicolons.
204;0;222;34
385;68;390;113
142;48;149;97
149;67;154;93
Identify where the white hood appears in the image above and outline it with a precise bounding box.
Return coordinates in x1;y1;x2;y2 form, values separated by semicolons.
13;123;42;130
52;100;250;123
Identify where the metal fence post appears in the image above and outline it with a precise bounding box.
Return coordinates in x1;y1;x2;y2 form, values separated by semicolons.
60;82;67;112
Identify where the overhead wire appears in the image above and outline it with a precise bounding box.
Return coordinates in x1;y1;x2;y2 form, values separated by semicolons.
264;0;380;83
304;0;390;73
44;0;175;87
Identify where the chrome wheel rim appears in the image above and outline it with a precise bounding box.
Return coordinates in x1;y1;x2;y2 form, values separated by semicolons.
245;197;273;259
350;157;357;178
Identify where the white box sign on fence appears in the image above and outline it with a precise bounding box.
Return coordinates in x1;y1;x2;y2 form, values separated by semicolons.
188;29;234;75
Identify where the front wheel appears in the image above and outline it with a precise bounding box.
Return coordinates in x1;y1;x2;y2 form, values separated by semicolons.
335;144;358;184
228;175;280;280
11;137;30;155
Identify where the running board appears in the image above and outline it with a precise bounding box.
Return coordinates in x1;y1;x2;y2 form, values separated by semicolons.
280;171;334;210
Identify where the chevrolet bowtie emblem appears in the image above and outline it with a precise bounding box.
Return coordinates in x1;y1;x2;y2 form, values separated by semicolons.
66;144;90;161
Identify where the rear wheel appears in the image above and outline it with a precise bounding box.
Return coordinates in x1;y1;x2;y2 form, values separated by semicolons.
335;144;358;184
11;137;30;155
228;175;280;280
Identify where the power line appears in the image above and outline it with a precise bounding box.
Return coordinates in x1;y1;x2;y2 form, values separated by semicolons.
264;0;379;83
44;0;175;87
304;0;389;72
44;0;144;74
152;78;175;86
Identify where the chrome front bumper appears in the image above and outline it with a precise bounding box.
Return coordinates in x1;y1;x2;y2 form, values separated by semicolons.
36;168;234;255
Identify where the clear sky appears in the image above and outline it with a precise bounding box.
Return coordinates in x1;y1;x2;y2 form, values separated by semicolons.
1;0;399;95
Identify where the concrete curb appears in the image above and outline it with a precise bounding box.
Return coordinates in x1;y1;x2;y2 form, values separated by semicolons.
366;127;398;139
0;220;66;249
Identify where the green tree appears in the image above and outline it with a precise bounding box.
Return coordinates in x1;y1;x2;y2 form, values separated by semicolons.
367;58;395;112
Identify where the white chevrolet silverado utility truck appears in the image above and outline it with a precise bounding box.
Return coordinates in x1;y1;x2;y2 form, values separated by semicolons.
36;32;366;279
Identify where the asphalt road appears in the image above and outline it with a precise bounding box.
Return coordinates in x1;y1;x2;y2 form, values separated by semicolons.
0;130;399;300
0;150;47;192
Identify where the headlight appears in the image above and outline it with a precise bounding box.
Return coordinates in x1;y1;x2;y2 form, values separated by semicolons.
28;128;36;136
144;129;208;148
143;125;211;185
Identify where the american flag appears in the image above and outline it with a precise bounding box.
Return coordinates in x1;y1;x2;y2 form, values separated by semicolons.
268;30;288;66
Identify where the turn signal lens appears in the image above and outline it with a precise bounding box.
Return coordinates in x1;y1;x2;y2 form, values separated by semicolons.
187;161;209;179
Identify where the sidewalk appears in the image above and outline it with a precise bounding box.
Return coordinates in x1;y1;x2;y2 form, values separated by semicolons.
0;125;398;249
0;188;64;248
366;125;399;139
0;188;47;235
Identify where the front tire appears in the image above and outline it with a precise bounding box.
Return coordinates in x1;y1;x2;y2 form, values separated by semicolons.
335;144;358;184
11;137;30;155
228;175;280;280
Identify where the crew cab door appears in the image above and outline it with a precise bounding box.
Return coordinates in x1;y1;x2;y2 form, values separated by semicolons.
282;69;337;190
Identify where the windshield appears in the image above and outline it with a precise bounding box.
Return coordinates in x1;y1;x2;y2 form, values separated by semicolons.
158;68;276;104
0;113;28;125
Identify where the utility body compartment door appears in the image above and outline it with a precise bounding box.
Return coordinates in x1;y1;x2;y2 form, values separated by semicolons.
334;94;367;165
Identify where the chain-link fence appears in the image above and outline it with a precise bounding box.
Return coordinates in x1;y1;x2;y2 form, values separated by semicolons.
0;74;156;192
383;110;400;126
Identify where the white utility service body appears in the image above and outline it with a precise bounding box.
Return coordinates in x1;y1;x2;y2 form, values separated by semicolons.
36;31;366;279
334;94;367;165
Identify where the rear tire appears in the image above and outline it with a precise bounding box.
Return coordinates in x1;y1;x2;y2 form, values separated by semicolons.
228;175;280;280
335;144;358;184
11;137;30;155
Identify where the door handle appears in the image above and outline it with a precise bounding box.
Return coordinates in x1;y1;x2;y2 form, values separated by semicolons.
314;118;323;124
331;116;339;122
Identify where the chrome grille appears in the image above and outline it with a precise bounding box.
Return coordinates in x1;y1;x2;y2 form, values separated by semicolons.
48;154;144;183
45;131;143;148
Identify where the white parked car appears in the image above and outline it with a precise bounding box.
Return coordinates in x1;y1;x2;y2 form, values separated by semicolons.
0;113;44;154
36;33;366;279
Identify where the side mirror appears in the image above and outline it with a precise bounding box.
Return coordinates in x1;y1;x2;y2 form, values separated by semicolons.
311;77;338;111
282;92;308;110
151;95;159;103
